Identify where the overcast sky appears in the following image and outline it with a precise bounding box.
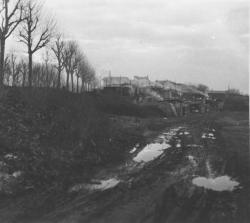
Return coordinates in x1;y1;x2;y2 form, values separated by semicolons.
8;0;250;93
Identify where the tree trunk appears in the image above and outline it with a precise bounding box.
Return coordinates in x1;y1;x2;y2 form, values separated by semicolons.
22;71;26;87
81;79;84;93
66;72;69;91
76;76;79;93
57;70;61;89
12;75;15;87
46;65;49;88
0;39;6;87
71;73;74;92
28;51;33;87
7;74;10;86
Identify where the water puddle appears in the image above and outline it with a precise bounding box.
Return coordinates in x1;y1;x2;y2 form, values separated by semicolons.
176;142;181;148
176;144;181;148
12;171;22;178
178;130;190;138
202;132;216;140
132;127;182;163
70;178;120;192
201;128;217;140
192;176;240;192
192;160;240;191
4;154;18;160
162;127;182;140
187;144;203;149
133;143;171;163
130;148;137;154
129;143;140;154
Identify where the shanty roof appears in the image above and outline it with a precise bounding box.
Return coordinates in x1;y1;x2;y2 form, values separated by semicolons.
156;80;208;97
208;90;226;94
177;84;208;97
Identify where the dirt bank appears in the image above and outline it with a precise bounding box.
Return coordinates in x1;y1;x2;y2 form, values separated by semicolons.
24;111;248;223
0;88;249;223
0;87;171;222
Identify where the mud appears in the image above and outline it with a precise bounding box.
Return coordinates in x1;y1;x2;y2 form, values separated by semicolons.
70;178;120;192
192;176;240;191
0;112;249;223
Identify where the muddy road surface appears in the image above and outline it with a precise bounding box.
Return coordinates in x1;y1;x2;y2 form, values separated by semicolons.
2;112;250;223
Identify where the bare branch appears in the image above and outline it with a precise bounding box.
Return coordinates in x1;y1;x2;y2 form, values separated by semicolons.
18;0;54;87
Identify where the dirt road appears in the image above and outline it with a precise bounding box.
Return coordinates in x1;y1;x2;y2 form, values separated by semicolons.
1;112;249;223
29;111;248;223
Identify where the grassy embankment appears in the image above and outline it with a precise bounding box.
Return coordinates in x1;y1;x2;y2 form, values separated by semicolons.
0;87;168;194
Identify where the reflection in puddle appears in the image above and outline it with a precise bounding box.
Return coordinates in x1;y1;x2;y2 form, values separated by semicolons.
178;130;190;138
87;178;120;190
133;127;182;163
133;143;171;162
130;147;137;154
162;127;182;140
202;132;216;140
192;176;240;192
70;178;120;192
176;143;181;148
4;154;18;160
193;159;240;191
12;171;22;178
130;143;140;154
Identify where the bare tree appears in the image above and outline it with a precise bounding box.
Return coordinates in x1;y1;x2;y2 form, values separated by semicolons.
51;34;64;89
75;54;96;93
75;53;83;93
0;0;24;87
49;65;57;88
9;53;20;86
85;66;96;91
32;62;43;87
3;54;11;85
43;49;50;87
19;59;28;87
31;61;57;88
19;0;54;87
227;88;240;95
62;41;78;91
197;84;209;93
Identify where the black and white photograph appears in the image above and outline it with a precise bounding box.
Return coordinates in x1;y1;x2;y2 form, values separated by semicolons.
0;0;249;222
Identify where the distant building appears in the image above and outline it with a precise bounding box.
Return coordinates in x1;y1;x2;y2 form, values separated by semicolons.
178;84;208;97
132;76;151;87
156;80;183;98
155;80;208;99
156;80;177;90
103;76;131;87
208;91;227;100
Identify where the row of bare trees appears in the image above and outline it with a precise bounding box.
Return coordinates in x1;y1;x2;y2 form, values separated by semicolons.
0;0;96;92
